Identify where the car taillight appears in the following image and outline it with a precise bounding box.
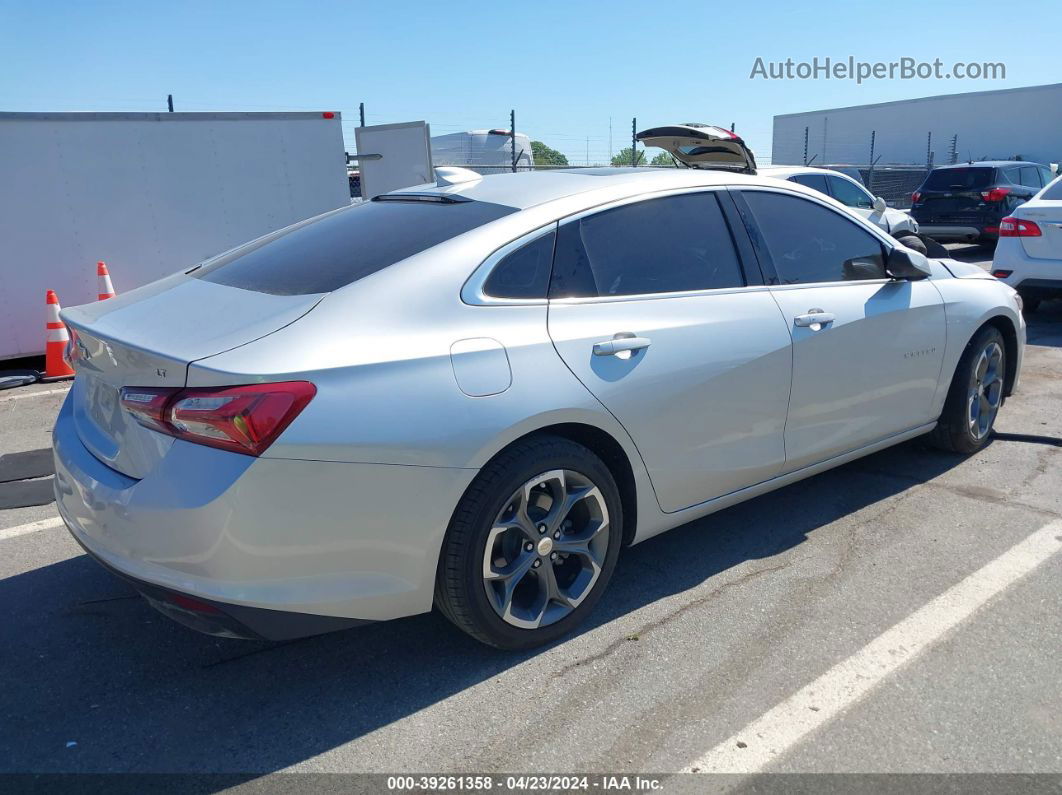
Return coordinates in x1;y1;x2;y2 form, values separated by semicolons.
981;187;1011;202
998;216;1042;237
120;387;178;433
911;191;922;204
119;381;316;456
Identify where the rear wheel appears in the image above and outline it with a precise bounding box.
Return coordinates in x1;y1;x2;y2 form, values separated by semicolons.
435;435;623;649
929;326;1006;454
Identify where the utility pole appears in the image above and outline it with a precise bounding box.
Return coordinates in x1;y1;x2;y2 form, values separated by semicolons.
510;109;517;173
803;126;809;166
359;102;365;127
609;117;613;163
631;117;637;167
167;94;174;113
926;131;933;171
868;130;876;193
586;136;589;166
949;134;958;164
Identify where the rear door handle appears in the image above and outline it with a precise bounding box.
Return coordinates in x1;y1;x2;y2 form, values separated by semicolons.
794;310;835;329
593;335;652;356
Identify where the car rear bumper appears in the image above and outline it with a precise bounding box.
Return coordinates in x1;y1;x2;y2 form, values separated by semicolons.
992;240;1062;296
915;224;985;241
52;393;478;636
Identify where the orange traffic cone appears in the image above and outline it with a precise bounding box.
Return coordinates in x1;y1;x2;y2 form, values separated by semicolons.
44;290;75;380
97;261;115;300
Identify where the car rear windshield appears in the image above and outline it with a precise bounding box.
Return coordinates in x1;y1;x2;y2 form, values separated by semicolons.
1042;177;1062;201
922;167;995;191
194;197;517;295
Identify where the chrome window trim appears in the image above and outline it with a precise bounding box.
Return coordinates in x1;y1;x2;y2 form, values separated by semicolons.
547;283;774;305
461;224;557;307
463;182;900;308
557;184;729;227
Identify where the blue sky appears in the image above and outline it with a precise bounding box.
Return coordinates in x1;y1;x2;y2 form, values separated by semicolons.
3;0;1060;164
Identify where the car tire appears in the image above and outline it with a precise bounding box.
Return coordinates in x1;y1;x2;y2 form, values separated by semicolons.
929;326;1007;454
895;234;927;254
435;435;623;650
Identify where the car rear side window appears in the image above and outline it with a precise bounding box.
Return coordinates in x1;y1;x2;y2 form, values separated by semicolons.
1019;167;1042;188
194;198;517;296
482;229;556;299
549;192;745;298
740;191;886;284
923;167;994;191
1042;176;1062;201
789;173;829;194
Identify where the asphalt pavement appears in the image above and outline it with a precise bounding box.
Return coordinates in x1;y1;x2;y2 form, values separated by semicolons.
1;246;1059;789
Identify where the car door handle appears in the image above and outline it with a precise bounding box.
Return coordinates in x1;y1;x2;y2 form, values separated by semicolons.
592;336;652;356
793;310;835;328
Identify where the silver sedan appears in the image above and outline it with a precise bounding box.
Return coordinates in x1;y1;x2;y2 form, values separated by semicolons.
54;166;1025;649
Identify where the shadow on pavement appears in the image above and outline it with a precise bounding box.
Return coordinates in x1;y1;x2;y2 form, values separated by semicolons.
0;438;971;777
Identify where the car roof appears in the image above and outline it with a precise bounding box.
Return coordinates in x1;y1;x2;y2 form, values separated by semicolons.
933;160;1046;169
387;167;761;210
758;165;835;177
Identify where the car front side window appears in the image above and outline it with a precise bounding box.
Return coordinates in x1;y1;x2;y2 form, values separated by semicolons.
827;176;874;209
740;190;887;285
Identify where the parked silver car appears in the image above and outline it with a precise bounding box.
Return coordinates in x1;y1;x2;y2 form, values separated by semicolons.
54;166;1025;649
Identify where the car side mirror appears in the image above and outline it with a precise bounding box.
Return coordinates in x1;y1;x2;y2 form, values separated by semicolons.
886;247;931;280
872;196;888;213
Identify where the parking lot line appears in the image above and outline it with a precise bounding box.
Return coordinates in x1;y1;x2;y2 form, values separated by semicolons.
0;386;70;402
682;520;1062;774
0;515;65;540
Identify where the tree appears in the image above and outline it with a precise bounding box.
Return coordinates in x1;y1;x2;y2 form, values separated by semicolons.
531;140;568;166
611;147;646;167
650;151;677;167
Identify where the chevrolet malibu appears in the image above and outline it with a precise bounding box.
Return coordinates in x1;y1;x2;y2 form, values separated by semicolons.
54;165;1025;649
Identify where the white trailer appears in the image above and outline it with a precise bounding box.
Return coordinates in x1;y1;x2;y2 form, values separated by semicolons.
431;129;533;173
0;111;350;360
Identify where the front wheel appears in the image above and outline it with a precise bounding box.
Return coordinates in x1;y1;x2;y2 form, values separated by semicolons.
435;436;623;649
929;326;1006;454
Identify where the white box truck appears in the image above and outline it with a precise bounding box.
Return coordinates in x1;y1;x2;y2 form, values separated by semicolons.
0;111;351;360
431;129;533;173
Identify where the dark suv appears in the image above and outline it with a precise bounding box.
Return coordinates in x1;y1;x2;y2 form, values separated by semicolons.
911;161;1054;245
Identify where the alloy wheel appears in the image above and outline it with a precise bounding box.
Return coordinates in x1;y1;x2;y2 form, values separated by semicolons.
481;469;610;629
968;341;1004;440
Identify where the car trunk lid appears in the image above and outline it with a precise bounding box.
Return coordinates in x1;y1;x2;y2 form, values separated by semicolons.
1010;200;1062;259
636;124;757;173
915;167;997;215
62;273;323;479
